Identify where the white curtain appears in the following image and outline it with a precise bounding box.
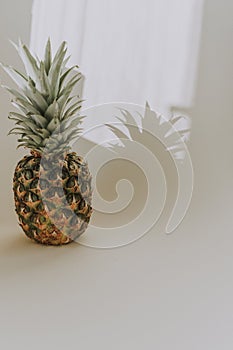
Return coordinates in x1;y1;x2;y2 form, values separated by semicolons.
30;0;203;141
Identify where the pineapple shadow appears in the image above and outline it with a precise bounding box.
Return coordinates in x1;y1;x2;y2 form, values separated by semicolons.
102;104;190;232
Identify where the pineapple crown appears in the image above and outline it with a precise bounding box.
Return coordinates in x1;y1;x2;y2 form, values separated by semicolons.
0;38;84;154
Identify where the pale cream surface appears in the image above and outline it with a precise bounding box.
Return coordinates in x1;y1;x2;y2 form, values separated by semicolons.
0;0;233;349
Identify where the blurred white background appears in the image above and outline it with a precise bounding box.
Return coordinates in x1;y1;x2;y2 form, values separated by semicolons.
0;0;233;349
30;0;203;142
30;0;203;115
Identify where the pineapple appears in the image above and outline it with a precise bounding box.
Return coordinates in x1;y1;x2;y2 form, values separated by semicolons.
1;39;92;245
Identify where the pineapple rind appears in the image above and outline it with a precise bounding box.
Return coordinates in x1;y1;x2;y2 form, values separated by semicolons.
13;151;92;245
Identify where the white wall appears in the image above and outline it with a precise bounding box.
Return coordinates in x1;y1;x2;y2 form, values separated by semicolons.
0;0;233;348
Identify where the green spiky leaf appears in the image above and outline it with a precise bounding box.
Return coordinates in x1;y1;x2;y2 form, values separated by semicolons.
1;38;84;152
0;63;27;88
44;38;52;74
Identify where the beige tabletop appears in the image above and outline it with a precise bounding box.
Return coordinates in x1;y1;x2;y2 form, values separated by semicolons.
1;0;233;349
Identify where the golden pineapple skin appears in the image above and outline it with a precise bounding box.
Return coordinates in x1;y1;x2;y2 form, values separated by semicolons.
13;150;92;245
